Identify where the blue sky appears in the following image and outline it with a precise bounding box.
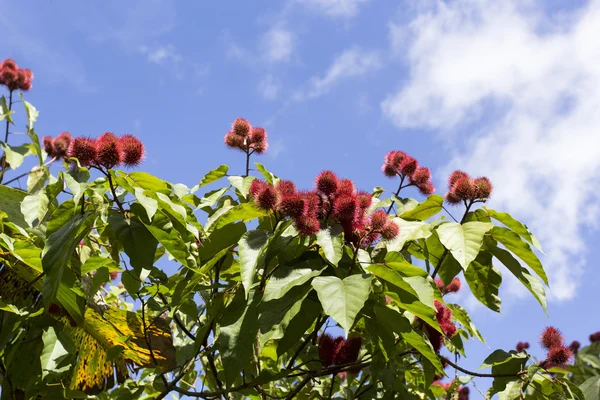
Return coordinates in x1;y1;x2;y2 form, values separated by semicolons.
2;0;600;393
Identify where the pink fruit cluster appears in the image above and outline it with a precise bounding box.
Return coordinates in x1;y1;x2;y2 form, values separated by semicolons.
540;326;572;367
426;300;457;352
318;334;362;367
66;133;144;168
382;151;435;195
515;341;530;352
435;277;461;295
445;170;493;205
250;171;400;244
43;132;72;160
224;118;268;154
0;58;33;92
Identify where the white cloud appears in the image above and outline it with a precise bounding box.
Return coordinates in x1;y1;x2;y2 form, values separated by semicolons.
258;75;282;100
296;47;381;100
259;27;295;63
296;0;370;18
382;0;600;301
139;44;182;65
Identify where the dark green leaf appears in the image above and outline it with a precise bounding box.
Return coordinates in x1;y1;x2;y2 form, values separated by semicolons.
464;254;502;312
198;164;228;187
263;256;325;302
447;304;485;342
484;207;542;252
107;212;158;273
400;195;444;220
491;226;547;285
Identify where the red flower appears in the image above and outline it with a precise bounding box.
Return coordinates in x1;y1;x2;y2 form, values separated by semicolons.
119;134;145;167
540;326;564;350
232;118;252;137
68;137;98;166
381;220;400;240
96;132;123;169
53;132;72;158
315;170;339;195
369;210;388;231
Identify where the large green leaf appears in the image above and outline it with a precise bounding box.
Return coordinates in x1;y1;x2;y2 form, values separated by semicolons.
41;212;94;308
384;252;428;277
400;195;444;220
126;171;171;194
447;304;485;342
374;306;443;372
197;222;246;262
1;143;30;170
107;212;158;273
316;223;344;266
580;376;600;400
436;221;494;270
262;256;325;302
255;162;279;185
228;176;255;198
484;207;542;252
481;350;527;396
491;226;547;285
210;202;267;231
238;230;270;298
311;274;372;335
0;185;28;229
276;296;321;358
386;218;432;252
41;326;73;378
21;192;50;227
198;164;228;187
217;288;260;387
489;245;547;313
464;255;502;312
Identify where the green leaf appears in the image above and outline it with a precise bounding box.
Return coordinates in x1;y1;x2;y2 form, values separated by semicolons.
1;143;30;170
263;256;326;302
385;218;432;252
42;212;94;308
126;171;171;194
133;187;158;220
198;164;228;187
316;223;344;266
384;252;428;277
107;212;158;273
255;162;278;184
21;193;49;227
484;207;542;252
198;222;246;262
238;230;270;297
276;296;321;357
211;202;267;231
374;306;443;372
447;304;485;342
436;221;494;270
464;256;502;312
489;245;547;312
580;376;600;400
41;327;72;378
228;176;256;198
0;96;13;122
217;288;260;387
195;187;228;209
491;226;547;285
481;350;527;395
27;165;50;193
21;95;39;127
0;185;28;229
400;195;444;220
311;274;372;335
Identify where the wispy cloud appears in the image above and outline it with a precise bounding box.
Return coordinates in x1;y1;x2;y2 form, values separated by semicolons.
295;47;381;100
382;0;600;301
139;44;182;65
259;27;295;63
258;75;282;100
296;0;370;18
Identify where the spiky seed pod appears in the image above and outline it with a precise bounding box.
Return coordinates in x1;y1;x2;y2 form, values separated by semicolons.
382;163;397;177
43;136;55;157
0;68;17;90
68;137;98;166
458;387;470;400
278;193;307;218
590;332;600;343
541;326;564;349
96;132;123;169
295;215;320;236
473;177;493;199
232;118;251;137
434;278;445;292
224;131;245;150
53;132;72;158
445;278;461;294
275;180;297;196
369;210;388;231
249;127;267;143
399;157;418;178
426;325;444;352
442;321;457;337
119;134;145;166
569;341;581;354
333;195;357;222
381;220;400;240
411;167;431;185
418;182;435;196
318;334;336;366
334;337;362;365
315;170;339;195
1;59;17;71
452;177;475;201
251;141;268;154
249;179;268;198
336;179;356;197
356;191;373;210
255;186;278;211
546;346;572;366
445;191;462;205
303;191;321;218
16;69;32;91
448;170;470;186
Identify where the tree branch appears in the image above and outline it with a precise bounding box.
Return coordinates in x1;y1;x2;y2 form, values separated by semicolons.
440;356;525;378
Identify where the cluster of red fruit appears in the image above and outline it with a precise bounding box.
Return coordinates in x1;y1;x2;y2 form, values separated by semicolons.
432;382;469;400
224;118;268;154
318;334;362;368
382;151;435;196
590;332;600;342
515;341;530;352
434;277;461;295
539;326;572;367
445;170;493;205
0;58;33;92
44;132;144;169
426;300;457;352
250;171;400;244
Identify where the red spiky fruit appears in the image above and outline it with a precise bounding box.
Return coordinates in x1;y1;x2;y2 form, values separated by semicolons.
1;59;17;71
315;170;339;195
336;179;356;197
275;180;297;196
435;278;445;292
68;137;98;166
255;186;278;211
96;132;123;169
333;195;357;222
382;163;397;177
119;134;145;167
418;182;435;196
448;170;470;186
473;177;493;199
540;326;564;349
399;157;418;178
278;193;307;218
318;334;336;366
426;325;444;352
334;336;362;365
53;132;72;158
249;179;267;198
249;127;268;153
381;220;400;240
232;118;251;137
569;341;581;354
224;131;245;150
452;177;475;201
445;191;462;205
546;346;572;365
590;332;600;342
356;191;373;210
295;215;320;236
516;342;530;352
369;210;388;231
445;278;461;294
16;69;32;91
411;167;431;185
43;136;55;157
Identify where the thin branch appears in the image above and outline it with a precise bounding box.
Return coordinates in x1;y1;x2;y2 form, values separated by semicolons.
440;356;525;378
386;175;405;214
4;157;57;186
